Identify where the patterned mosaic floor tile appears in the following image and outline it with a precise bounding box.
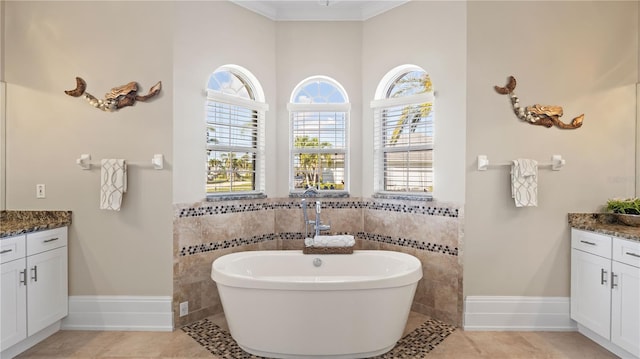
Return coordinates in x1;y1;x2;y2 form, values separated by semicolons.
182;317;455;359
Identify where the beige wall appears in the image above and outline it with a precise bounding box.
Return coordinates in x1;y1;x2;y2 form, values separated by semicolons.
362;1;467;203
1;0;5;210
0;0;4;82
4;1;174;295
465;1;638;296
275;21;363;197
635;82;640;197
172;1;277;202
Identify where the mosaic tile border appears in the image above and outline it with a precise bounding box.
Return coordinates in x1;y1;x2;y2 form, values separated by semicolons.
179;232;457;257
365;201;458;217
182;318;455;359
179;233;282;256
358;232;459;256
177;200;459;218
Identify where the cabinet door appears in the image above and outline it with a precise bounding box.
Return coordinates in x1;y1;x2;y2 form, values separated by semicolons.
571;248;611;339
27;246;68;336
1;259;27;350
611;261;640;357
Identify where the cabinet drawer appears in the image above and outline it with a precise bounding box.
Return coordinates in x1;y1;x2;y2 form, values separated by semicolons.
571;229;611;258
1;235;26;264
613;237;640;268
27;227;67;256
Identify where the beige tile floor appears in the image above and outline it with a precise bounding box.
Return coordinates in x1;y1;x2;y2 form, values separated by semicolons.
15;312;618;359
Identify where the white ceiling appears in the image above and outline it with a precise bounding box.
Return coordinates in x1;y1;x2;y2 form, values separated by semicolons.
229;0;410;21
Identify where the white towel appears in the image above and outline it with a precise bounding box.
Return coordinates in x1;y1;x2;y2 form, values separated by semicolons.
100;159;127;211
304;235;355;248
511;159;537;207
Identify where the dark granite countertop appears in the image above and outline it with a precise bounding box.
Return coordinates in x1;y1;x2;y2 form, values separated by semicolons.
1;210;72;238
569;213;640;242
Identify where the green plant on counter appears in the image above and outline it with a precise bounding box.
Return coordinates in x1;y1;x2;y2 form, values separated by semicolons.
605;198;640;215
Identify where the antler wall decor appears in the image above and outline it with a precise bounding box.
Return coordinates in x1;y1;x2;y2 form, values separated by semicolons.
494;76;583;129
65;77;162;112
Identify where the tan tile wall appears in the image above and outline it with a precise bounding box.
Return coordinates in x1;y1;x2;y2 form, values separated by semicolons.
173;197;463;328
363;198;463;325
173;200;279;327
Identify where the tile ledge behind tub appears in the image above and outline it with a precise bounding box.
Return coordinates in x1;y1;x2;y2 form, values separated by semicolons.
205;193;267;201
373;192;434;201
289;191;350;198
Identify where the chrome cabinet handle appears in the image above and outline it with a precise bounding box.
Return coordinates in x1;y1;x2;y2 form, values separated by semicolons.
612;272;618;289
43;237;59;243
31;266;38;282
0;249;12;254
19;269;27;285
580;240;596;246
626;252;640;258
601;269;608;285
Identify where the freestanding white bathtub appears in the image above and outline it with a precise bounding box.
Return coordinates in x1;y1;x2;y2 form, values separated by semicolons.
211;250;422;359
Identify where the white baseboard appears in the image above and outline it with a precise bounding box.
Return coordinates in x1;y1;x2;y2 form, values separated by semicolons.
464;296;577;331
61;296;173;331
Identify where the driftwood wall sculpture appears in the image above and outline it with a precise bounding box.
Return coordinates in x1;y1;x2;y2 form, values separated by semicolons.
494;76;583;129
65;77;162;112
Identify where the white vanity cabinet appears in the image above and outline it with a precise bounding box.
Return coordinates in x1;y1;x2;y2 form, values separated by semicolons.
1;234;27;350
610;237;640;356
571;228;640;358
0;227;68;355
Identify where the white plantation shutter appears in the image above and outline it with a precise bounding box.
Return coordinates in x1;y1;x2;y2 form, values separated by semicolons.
288;77;350;194
206;89;267;194
288;102;350;155
372;92;434;194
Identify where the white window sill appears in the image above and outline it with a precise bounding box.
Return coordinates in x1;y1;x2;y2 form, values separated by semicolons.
289;191;350;198
372;192;433;201
206;193;267;201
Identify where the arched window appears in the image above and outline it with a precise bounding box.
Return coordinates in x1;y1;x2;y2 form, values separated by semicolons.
371;65;434;196
288;76;350;194
206;65;268;196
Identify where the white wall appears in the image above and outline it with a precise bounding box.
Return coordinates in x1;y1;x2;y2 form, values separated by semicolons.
465;1;638;296
5;1;173;296
362;1;467;203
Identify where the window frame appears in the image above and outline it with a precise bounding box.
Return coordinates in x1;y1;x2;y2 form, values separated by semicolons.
371;65;435;198
205;65;268;199
288;76;351;196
